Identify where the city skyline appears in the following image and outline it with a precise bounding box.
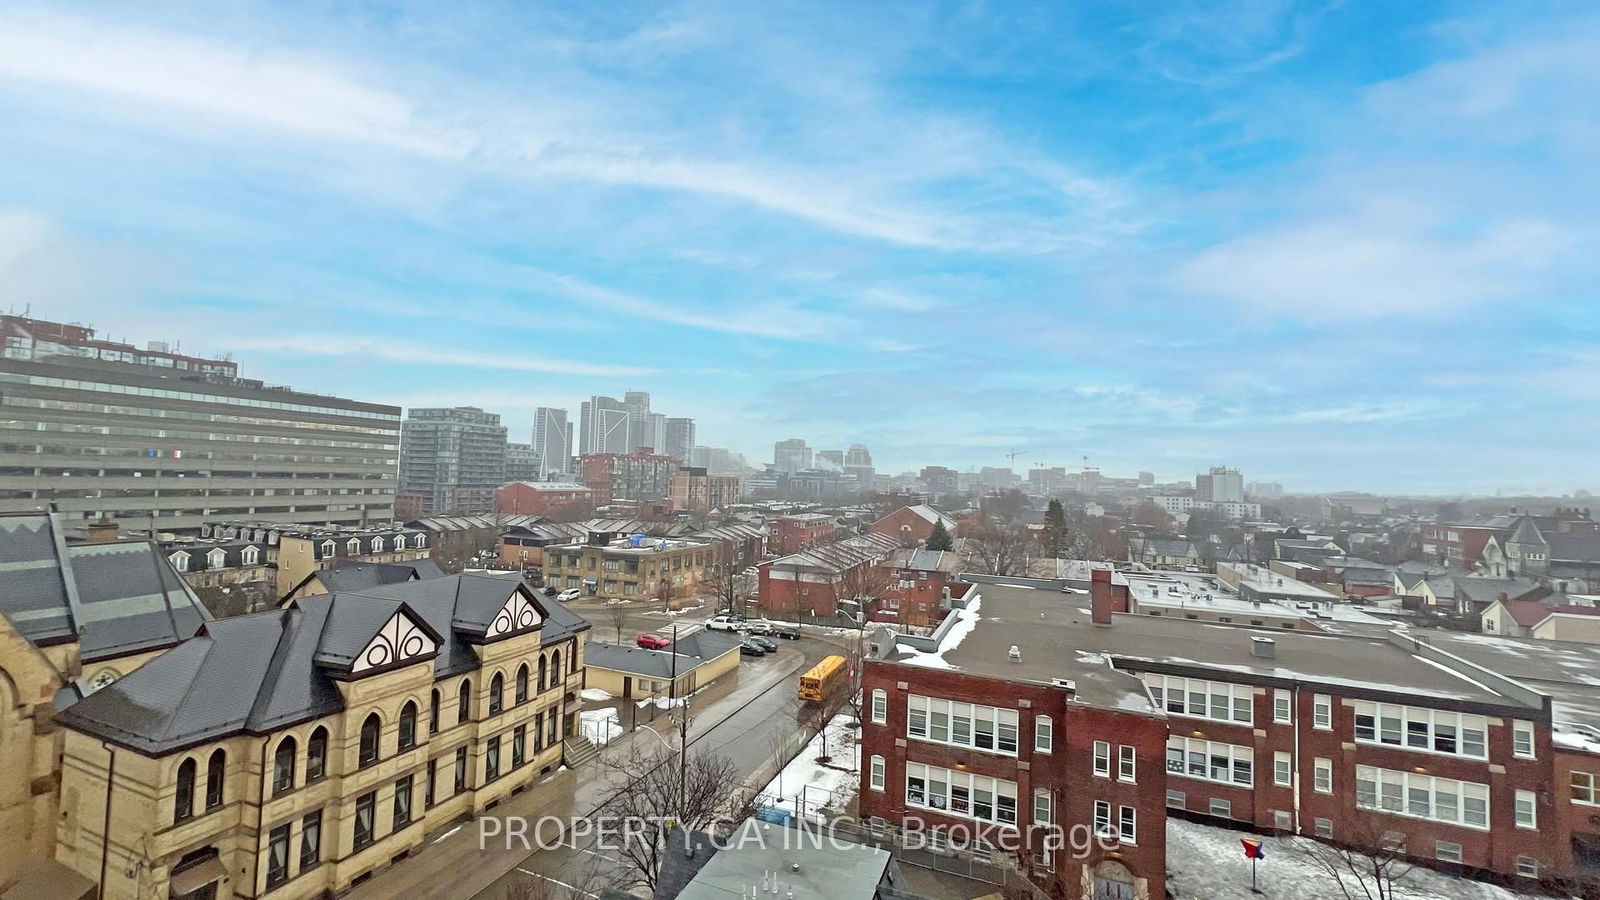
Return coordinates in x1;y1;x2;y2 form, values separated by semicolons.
2;3;1597;493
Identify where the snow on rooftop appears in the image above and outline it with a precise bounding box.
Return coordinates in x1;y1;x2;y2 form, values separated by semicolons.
896;592;983;670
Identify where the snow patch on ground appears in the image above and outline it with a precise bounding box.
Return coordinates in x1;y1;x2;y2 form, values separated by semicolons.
757;713;860;824
579;709;622;746
1167;818;1555;900
579;687;614;702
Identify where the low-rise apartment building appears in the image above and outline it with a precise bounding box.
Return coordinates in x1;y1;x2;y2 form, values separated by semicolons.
670;467;741;515
766;513;839;555
757;531;900;621
860;577;1600;895
493;482;595;518
543;534;718;602
53;573;588;900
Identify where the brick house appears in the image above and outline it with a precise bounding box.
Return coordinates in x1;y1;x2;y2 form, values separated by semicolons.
860;575;1600;892
493;481;595;518
767;513;841;556
868;504;957;548
881;548;965;628
757;531;899;621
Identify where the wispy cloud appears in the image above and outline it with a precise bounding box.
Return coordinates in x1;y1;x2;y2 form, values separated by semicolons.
231;334;657;377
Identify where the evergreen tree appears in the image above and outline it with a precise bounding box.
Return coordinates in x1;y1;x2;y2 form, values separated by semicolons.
926;519;954;551
1042;499;1069;557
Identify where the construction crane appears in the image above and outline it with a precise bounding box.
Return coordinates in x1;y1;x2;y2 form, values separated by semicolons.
1005;450;1028;470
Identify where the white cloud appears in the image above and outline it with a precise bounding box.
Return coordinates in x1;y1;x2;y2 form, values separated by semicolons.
230;334;657;377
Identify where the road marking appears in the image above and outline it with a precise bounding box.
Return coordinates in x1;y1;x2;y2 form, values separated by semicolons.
514;867;600;897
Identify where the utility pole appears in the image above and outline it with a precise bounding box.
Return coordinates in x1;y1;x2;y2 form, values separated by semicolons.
670;623;687;815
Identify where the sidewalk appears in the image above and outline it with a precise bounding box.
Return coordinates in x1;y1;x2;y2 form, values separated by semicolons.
345;650;806;900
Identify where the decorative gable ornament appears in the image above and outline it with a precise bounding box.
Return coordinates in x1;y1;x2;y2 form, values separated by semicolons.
354;611;437;673
486;590;543;638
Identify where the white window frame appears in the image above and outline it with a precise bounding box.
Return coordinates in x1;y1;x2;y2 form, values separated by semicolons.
1034;715;1053;753
1033;789;1051;826
904;762;1018;827
1168;736;1253;787
1355;765;1490;830
1209;797;1231;818
1513;720;1535;759
1313;693;1332;730
321;540;335;557
206;548;226;568
1436;841;1463;863
1118;745;1136;782
1273;689;1292;724
1574;770;1599;805
1313;758;1332;794
1142;673;1253;725
347;538;361;555
371;536;385;553
1515;789;1537;829
1092;800;1112;839
242;546;259;566
1516;857;1540;878
1093;741;1110;777
871;689;887;725
1274;751;1292;787
906;695;1019;756
869;755;885;792
169;551;190;572
1314;817;1333;839
1352;701;1488;760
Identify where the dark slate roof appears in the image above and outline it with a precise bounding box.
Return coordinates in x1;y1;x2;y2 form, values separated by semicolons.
1547;531;1600;562
0;512;209;662
57;574;587;755
1455;577;1546;607
307;558;447;593
584;631;743;679
162;539;264;570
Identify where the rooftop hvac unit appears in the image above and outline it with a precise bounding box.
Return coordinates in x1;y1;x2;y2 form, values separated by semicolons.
1008;645;1022;663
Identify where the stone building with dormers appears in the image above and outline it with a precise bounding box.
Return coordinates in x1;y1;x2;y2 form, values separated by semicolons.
0;511;210;897
51;573;589;900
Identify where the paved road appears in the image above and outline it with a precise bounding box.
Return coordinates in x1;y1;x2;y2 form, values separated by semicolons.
477;635;847;898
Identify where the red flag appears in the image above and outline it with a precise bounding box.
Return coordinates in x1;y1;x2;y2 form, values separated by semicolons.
1241;838;1266;860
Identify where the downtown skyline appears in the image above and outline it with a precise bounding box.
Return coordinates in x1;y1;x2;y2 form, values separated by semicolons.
2;2;1597;493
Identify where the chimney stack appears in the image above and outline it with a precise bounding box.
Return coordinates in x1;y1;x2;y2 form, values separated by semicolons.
85;517;120;544
1091;567;1114;626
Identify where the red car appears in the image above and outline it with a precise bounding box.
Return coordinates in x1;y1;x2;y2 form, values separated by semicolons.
635;632;672;650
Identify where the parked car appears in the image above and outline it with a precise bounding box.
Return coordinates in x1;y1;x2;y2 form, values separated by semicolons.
742;621;773;636
544;586;559;597
636;632;672;650
705;614;745;632
556;588;581;602
748;635;778;653
739;640;768;656
770;624;801;640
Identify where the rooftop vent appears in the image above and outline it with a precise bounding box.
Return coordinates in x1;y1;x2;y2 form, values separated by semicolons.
1251;636;1277;659
1008;645;1022;663
1052;678;1077;691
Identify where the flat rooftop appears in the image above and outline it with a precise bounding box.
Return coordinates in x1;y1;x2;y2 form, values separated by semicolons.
885;584;1534;713
1126;573;1384;624
1413;631;1600;746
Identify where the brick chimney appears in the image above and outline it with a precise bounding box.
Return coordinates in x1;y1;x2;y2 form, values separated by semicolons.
1091;567;1114;626
84;517;120;543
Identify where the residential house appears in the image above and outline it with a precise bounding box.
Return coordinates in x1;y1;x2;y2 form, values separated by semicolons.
868;504;957;548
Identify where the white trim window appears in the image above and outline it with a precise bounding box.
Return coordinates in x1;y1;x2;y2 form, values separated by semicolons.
347;538;361;555
869;755;885;792
168;551;190;572
906;695;1019;755
1515;789;1537;829
371;536;385;553
871;689;887;725
1273;689;1292;724
1093;741;1111;777
1274;751;1292;787
1167;736;1253;787
1516;857;1540;878
242;545;260;566
905;762;1017;827
1353;702;1488;760
1118;805;1137;845
320;540;335;557
1092;800;1113;839
1118;745;1136;782
1313;758;1332;794
1574;770;1599;805
1033;789;1051;826
206;548;226;568
1142;674;1253;725
1313;693;1332;730
1034;715;1053;753
1355;765;1489;829
1513;720;1535;759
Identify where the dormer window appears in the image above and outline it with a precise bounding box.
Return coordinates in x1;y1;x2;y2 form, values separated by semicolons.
207;548;227;568
169;551;190;572
371;536;385;553
320;540;335;558
242;546;260;566
415;535;426;549
347;538;361;555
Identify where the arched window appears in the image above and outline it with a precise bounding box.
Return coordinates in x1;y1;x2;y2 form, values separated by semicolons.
359;713;381;767
489;672;504;716
429;689;441;734
537;656;548;692
174;758;196;823
205;749;225;810
272;736;297;795
307;727;328;781
550;650;562;685
398;701;418;750
458;679;472;724
516;665;529;704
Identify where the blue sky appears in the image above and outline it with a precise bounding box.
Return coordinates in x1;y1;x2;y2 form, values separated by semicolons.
1;1;1596;494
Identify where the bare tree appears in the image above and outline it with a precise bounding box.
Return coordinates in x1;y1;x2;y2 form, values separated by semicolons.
593;744;754;893
964;522;1036;576
498;856;607;900
606;600;629;643
710;556;750;617
1287;816;1418;900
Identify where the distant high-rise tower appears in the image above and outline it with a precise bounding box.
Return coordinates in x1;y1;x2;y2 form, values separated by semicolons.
579;396;630;455
843;443;875;482
816;449;844;471
533;407;572;477
399;407;507;515
665;417;696;461
623;391;653;452
1197;466;1244;503
774;438;812;473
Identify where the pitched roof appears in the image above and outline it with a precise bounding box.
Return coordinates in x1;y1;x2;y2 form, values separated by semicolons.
1455;577;1546;607
583;632;743;679
905;503;956;528
0;512;209;662
56;573;587;755
1547;531;1600;562
1501;598;1600;629
771;531;899;574
305;558;448;594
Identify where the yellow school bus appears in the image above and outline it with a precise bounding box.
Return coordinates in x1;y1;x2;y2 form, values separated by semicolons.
798;654;847;703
